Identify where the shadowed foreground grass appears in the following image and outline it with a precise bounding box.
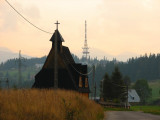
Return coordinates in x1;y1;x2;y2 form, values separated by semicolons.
104;106;160;115
0;89;104;120
104;107;131;111
131;106;160;115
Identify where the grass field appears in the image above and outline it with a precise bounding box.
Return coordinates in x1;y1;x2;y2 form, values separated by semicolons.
0;89;104;120
104;107;131;111
131;106;160;115
148;80;160;102
104;106;160;115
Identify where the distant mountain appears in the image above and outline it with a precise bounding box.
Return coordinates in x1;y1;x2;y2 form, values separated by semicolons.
74;48;115;60
0;46;139;64
116;52;139;62
73;47;139;62
0;47;31;63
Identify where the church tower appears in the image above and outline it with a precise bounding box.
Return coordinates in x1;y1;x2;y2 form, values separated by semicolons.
33;22;90;97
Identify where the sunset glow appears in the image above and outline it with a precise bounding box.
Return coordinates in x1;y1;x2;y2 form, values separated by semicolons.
1;0;160;60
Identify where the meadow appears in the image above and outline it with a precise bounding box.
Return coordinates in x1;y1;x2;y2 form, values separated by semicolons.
131;106;160;115
104;106;160;115
0;89;104;120
148;80;160;103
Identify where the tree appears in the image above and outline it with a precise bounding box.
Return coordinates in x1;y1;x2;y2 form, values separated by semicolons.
111;66;126;102
102;73;112;101
133;79;152;104
124;75;131;86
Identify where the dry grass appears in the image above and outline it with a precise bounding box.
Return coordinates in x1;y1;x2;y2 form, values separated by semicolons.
0;89;103;120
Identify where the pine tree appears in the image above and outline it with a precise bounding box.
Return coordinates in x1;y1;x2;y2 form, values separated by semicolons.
111;66;126;102
102;73;112;101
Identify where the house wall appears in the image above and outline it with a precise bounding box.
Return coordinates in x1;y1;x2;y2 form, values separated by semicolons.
81;93;89;98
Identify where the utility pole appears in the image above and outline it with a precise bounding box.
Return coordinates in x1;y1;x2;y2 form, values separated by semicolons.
0;77;9;89
6;78;9;89
16;50;25;88
94;82;97;101
0;77;1;89
54;21;60;89
126;85;128;109
92;65;95;99
101;79;104;100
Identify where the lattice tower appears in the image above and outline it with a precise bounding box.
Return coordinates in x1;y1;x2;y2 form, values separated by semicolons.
82;20;89;59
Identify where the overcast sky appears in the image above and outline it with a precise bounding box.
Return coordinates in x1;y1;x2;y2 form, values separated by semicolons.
1;0;160;60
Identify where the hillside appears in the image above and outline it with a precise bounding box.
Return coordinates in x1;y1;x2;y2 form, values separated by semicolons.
0;47;31;63
148;80;160;104
1;53;160;90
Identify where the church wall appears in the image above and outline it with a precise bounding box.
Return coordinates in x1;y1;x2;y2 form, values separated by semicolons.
33;69;54;88
33;68;77;90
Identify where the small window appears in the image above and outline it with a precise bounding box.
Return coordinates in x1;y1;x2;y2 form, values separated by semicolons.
85;78;88;88
79;76;82;87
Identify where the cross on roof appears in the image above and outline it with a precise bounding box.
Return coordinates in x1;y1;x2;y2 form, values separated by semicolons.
55;21;60;30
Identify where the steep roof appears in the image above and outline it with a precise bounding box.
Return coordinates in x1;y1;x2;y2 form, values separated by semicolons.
50;30;64;42
42;46;75;69
128;89;140;102
62;46;75;64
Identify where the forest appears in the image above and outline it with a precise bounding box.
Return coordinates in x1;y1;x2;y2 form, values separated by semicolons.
0;53;160;89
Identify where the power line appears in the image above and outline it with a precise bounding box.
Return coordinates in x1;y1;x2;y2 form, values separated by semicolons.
91;65;95;99
62;55;78;90
63;53;93;75
70;63;93;75
0;77;9;89
15;50;25;88
4;0;53;34
110;82;126;88
101;79;126;88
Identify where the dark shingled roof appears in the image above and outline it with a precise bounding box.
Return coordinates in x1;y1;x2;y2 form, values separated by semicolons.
62;46;75;64
50;30;64;42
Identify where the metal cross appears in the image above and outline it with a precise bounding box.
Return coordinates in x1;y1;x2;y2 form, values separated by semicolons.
55;21;60;30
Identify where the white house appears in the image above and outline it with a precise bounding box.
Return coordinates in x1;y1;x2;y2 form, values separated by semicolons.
35;64;43;69
128;89;140;103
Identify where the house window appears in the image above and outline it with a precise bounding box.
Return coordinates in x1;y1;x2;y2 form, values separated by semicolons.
79;76;82;87
85;78;88;88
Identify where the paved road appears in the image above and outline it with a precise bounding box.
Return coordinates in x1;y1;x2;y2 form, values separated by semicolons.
104;111;160;120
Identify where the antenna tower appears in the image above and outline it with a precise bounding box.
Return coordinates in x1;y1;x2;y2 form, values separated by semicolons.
82;20;89;60
18;50;22;88
16;50;25;88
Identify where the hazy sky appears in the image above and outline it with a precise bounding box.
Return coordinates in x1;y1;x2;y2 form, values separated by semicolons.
1;0;160;60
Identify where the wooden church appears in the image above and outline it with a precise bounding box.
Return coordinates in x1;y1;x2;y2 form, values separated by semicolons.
32;22;90;97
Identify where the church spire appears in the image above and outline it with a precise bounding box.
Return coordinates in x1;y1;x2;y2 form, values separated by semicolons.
50;21;64;43
54;21;59;89
55;21;60;30
50;21;64;53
